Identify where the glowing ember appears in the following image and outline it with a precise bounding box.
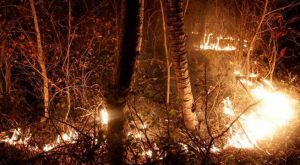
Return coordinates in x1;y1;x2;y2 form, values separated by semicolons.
224;74;295;149
100;107;108;125
145;150;153;158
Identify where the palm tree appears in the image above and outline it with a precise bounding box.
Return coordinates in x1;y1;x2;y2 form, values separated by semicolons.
166;0;195;129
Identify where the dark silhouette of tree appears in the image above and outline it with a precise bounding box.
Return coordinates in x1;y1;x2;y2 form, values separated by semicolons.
105;0;144;164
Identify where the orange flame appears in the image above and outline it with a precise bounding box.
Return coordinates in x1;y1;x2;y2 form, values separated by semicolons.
224;74;295;149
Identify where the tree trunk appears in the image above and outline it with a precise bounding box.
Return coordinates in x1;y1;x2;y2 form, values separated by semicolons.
4;57;11;95
0;42;5;95
29;0;50;121
166;0;195;130
106;0;144;164
1;41;11;111
159;0;171;106
64;0;72;121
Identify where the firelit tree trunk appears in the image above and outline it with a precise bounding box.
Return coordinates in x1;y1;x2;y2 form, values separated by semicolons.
29;0;50;121
166;0;195;130
106;0;144;164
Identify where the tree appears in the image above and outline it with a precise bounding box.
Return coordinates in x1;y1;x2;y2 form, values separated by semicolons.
29;0;50;121
0;41;11;96
0;40;11;109
105;0;144;164
166;0;195;130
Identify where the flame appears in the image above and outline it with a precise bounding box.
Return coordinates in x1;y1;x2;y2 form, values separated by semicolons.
223;97;235;116
211;145;221;153
57;131;78;144
43;143;56;152
179;142;189;153
100;108;108;125
145;150;153;158
0;128;31;145
0;105;108;152
43;130;78;152
0;128;78;152
199;33;239;51
134;132;144;139
224;74;295;149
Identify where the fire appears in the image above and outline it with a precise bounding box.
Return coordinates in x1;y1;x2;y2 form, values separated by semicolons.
251;87;294;126
0;128;78;152
0;128;31;145
100;107;108;125
42;130;79;151
199;33;238;51
224;74;296;149
43;143;56;152
1;107;109;152
145;150;153;158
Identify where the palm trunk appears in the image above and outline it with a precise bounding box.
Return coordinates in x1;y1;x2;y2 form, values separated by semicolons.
29;0;50;121
166;0;195;130
106;0;144;164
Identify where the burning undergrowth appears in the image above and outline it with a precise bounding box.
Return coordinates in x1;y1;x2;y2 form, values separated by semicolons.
0;0;299;164
1;39;300;164
223;74;296;150
1;27;299;163
0;68;299;164
0;117;108;163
